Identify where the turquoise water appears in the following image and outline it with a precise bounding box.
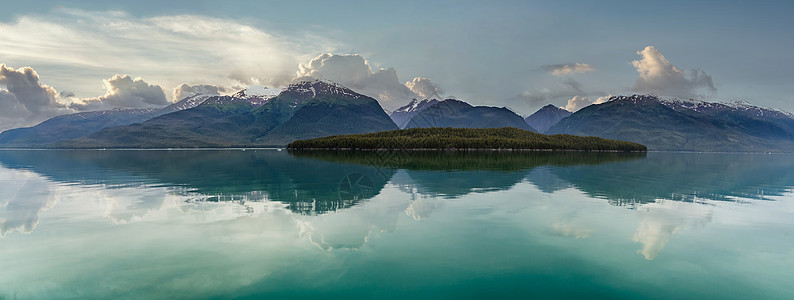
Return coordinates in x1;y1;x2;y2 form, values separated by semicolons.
0;150;792;299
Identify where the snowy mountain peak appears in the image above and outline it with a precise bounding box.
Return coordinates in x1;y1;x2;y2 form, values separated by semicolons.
70;108;156;120
164;93;215;112
606;94;661;105
232;86;282;99
660;97;794;119
199;94;269;107
285;79;363;99
393;98;441;113
389;98;443;128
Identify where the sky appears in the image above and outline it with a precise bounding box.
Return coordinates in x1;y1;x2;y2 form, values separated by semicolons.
0;0;793;131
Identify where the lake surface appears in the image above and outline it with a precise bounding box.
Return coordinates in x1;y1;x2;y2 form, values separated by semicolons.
0;149;792;299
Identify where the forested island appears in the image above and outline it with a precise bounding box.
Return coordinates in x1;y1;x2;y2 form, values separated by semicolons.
287;127;647;151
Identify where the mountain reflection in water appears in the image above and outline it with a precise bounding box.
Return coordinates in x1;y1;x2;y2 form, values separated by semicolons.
2;149;790;239
2;150;791;218
1;150;793;299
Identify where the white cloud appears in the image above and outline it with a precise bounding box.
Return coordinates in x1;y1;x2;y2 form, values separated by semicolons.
632;200;713;260
0;8;336;102
297;53;372;84
564;94;612;112
520;78;589;105
563;95;612;112
0;168;58;237
295;53;436;111
564;96;592;112
0;64;71;131
550;221;593;239
632;46;716;99
405;77;441;99
593;95;611;104
69;75;168;111
542;63;595;76
173;83;226;101
404;197;440;221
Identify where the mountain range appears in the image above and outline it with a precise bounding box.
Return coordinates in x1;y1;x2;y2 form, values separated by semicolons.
0;93;218;147
389;99;440;128
398;99;536;131
547;95;794;152
3;78;794;151
54;80;398;148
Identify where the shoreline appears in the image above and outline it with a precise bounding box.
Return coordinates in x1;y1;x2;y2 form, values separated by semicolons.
286;148;646;152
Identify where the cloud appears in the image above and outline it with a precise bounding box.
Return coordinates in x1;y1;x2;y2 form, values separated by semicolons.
594;95;610;105
0;169;58;237
295;53;432;111
173;83;226;101
519;78;588;105
632;200;713;260
0;8;336;101
69;75;167;111
0;64;70;131
404;197;440;221
632;46;716;99
405;77;442;99
542;63;595;76
564;94;612;112
297;53;372;84
564;96;593;112
550;221;593;239
59;91;75;98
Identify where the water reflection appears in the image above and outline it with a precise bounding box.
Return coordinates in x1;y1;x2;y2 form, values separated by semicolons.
0;150;646;216
1;150;793;298
0;150;394;216
294;150;646;198
1;151;793;254
0;168;56;236
1;150;792;236
631;200;714;259
547;153;794;206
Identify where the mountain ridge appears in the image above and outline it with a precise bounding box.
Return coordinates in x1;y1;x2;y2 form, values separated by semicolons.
548;94;794;152
525;104;572;133
390;99;441;128
404;99;537;132
0;93;218;147
54;80;398;148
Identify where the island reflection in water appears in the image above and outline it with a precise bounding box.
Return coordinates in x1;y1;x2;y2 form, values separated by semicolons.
0;150;792;299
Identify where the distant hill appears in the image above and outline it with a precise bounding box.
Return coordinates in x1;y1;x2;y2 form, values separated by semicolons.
0;93;215;147
547;95;794;152
389;99;440;128
287;127;647;151
404;99;537;132
55;80;398;148
525;104;572;133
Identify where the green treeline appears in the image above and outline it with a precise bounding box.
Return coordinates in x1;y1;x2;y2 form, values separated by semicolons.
287;127;647;152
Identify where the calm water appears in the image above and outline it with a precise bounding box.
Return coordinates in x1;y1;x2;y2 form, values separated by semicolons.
0;150;792;299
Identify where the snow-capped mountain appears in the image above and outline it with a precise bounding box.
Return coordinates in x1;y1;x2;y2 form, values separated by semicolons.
548;94;794;151
0;92;222;147
660;98;794;120
57;79;397;148
281;79;365;99
160;93;216;113
239;86;282;98
389;99;441;128
229;86;282;107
